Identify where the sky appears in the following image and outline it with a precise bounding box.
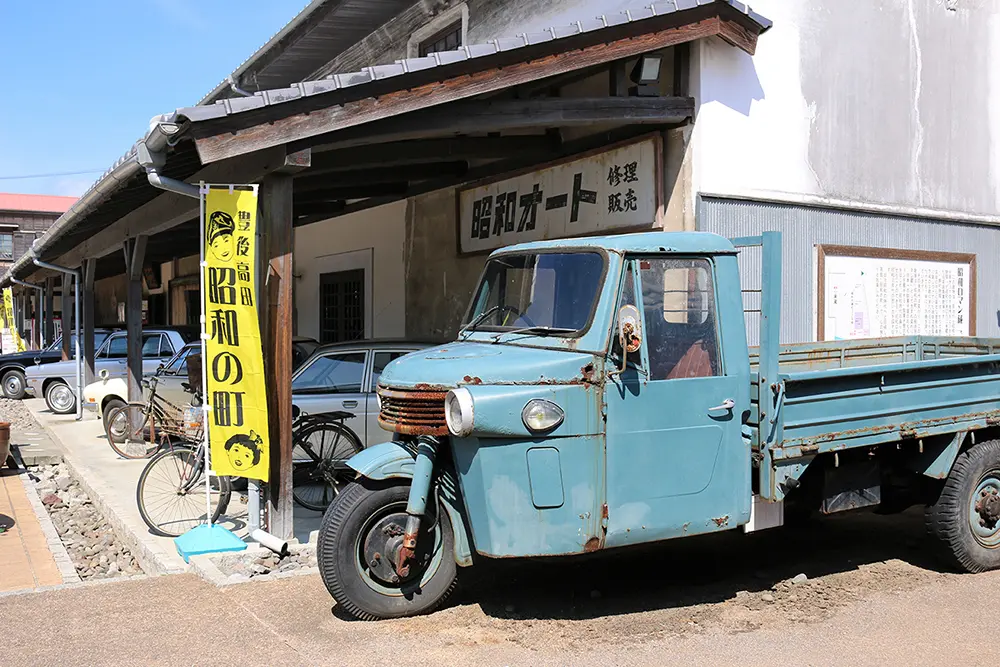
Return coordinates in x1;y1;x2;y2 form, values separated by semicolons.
0;1;307;197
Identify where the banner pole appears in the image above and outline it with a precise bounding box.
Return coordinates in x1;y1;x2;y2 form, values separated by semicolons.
199;182;213;526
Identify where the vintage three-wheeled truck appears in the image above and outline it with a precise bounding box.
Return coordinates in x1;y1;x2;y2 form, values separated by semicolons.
316;231;1000;620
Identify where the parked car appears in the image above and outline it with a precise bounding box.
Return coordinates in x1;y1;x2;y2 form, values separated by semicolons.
292;336;320;372
27;327;198;415
291;340;437;447
84;342;199;438
0;329;116;399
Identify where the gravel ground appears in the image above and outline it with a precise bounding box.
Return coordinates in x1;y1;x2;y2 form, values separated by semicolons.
216;545;318;579
31;462;144;580
0;396;44;432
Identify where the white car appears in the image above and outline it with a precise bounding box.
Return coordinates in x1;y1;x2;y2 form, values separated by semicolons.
84;343;199;440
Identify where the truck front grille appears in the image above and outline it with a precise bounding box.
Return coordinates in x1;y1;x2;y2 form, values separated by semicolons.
377;387;449;436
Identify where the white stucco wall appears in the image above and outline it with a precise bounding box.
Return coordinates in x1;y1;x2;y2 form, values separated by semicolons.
292;201;407;341
691;0;1000;218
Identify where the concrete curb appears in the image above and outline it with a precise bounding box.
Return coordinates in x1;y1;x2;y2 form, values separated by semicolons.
189;543;318;587
26;410;188;577
0;572;152;599
17;470;81;585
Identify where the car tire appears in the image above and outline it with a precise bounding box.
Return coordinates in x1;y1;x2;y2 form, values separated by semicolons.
45;381;76;415
1;369;26;400
102;399;127;443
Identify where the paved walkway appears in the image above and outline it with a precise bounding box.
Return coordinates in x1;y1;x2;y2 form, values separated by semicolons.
25;399;323;574
0;468;63;592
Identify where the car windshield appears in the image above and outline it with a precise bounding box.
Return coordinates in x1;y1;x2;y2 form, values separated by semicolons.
162;345;196;374
463;251;604;335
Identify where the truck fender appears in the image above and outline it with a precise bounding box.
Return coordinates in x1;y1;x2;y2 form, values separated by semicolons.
347;441;474;567
907;431;966;480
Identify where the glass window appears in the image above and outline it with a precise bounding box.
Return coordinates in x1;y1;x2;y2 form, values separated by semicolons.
371;351;410;390
101;335;128;359
419;22;462;57
292;352;367;395
637;258;720;380
465;252;604;335
0;233;12;260
163;345;195;374
611;262;638;365
141;334;162;357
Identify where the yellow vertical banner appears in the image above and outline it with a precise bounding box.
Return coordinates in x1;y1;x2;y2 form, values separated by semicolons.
2;288;25;353
203;186;270;482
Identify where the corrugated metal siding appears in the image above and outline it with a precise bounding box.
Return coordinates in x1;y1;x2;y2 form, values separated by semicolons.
697;196;1000;344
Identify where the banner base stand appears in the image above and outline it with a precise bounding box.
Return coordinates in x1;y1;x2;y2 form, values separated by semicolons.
174;524;247;563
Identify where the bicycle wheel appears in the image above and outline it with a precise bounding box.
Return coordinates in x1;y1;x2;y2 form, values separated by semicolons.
292;420;363;512
106;404;158;459
136;446;232;537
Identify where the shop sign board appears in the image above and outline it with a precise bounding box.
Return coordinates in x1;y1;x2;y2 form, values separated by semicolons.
1;288;24;353
458;136;661;254
817;245;975;340
202;185;270;482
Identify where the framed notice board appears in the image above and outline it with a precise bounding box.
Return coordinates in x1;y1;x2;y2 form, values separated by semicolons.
817;245;976;341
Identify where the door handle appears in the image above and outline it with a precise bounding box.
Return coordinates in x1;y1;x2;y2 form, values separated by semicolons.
342;400;358;409
708;398;735;412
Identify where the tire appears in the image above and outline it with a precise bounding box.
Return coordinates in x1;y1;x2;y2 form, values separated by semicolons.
102;399;127;443
317;478;457;620
45;381;76;414
105;404;157;459
1;369;26;400
926;438;1000;572
292;421;364;512
136;447;232;537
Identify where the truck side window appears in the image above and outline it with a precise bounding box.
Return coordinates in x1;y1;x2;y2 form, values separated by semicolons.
638;258;720;380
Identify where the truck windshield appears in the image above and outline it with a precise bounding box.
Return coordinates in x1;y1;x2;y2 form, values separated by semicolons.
463;252;604;335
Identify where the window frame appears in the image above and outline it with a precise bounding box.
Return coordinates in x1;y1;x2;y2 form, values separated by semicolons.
418;20;463;57
0;232;13;261
630;255;725;380
368;348;418;392
291;349;370;396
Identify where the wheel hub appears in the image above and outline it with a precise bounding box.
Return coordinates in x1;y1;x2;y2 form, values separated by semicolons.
362;512;435;587
975;488;1000;527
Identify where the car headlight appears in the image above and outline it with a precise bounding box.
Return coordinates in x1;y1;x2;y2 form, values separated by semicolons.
444;388;474;437
521;399;564;433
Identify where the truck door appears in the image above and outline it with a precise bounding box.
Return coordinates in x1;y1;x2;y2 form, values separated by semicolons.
603;256;747;547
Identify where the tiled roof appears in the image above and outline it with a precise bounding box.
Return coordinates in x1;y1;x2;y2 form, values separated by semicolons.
177;0;771;124
0;193;77;215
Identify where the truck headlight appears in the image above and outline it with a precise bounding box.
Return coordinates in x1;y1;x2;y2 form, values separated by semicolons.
522;399;564;433
444;388;474;437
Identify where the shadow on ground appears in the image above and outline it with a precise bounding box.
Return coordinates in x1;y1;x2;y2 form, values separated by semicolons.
447;508;950;621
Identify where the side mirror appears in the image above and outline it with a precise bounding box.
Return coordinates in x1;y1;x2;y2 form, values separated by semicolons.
614;304;642;375
98;369;110;380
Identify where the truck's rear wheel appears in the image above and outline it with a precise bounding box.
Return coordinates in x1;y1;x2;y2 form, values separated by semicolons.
316;478;457;620
926;438;1000;572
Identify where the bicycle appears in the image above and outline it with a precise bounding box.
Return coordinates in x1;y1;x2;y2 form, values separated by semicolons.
104;376;190;459
135;389;233;537
290;409;363;512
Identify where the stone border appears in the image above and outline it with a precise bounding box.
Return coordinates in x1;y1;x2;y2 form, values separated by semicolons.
17;470;81;585
189;543;318;587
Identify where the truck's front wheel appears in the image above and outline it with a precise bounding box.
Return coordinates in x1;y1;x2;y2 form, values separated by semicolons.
317;478;457;620
926;438;1000;572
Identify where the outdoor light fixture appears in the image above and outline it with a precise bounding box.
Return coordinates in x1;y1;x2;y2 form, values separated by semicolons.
522;399;564;434
630;54;663;97
445;388;475;437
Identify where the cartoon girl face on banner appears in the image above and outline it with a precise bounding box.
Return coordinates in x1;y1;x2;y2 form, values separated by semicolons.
207;211;236;261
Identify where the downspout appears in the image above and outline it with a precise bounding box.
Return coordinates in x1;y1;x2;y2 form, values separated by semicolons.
32;257;83;421
229;76;254;98
10;279;43;351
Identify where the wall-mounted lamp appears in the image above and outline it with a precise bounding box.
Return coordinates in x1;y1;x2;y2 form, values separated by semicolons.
630;54;663;97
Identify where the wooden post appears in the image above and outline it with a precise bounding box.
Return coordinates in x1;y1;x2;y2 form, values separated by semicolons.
44;277;54;348
60;278;72;361
123;237;148;410
30;292;40;350
260;173;295;540
82;259;97;386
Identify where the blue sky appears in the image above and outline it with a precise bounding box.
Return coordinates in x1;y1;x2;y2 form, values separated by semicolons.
0;1;305;197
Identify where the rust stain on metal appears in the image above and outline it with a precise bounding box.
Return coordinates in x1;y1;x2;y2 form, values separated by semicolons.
463;375;483;385
581;363;597;385
712;515;729;528
584;536;601;552
601;503;609;520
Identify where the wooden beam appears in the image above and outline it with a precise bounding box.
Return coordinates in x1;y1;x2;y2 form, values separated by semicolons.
82;259;96;386
287;97;694;155
123;237;147;414
304;135;560;171
194;16;734;163
60;278;71;361
43;277;54;347
260;173;295;540
293;161;468;193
